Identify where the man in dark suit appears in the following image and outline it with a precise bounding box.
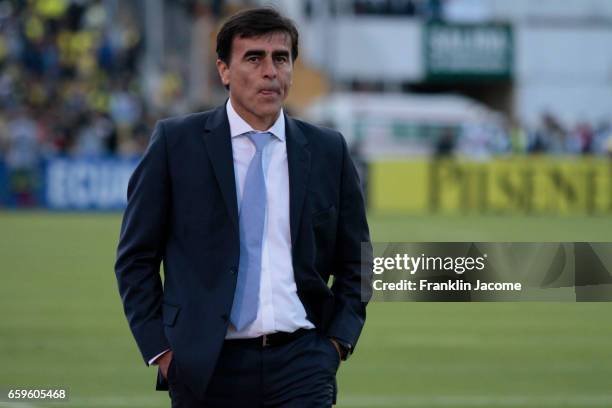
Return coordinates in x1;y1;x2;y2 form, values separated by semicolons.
115;7;372;407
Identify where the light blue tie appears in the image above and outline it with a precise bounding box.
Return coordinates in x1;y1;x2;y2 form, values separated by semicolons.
230;132;273;331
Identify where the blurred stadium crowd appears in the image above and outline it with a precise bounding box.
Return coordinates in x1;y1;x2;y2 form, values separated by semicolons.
0;0;611;207
0;0;153;163
512;113;612;157
451;113;612;159
0;0;610;165
0;0;236;169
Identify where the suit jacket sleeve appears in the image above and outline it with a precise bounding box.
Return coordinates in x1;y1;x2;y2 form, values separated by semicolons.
115;121;171;364
326;133;373;352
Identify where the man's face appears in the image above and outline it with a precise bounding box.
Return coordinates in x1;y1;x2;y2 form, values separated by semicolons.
217;31;293;129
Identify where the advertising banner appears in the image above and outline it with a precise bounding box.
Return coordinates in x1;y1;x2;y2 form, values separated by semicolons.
43;157;138;210
371;158;612;215
425;22;513;80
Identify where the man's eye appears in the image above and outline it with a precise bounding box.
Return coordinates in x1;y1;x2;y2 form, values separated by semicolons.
247;56;259;63
275;56;288;63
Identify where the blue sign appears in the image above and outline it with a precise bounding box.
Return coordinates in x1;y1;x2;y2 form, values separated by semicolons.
43;157;138;210
0;160;7;206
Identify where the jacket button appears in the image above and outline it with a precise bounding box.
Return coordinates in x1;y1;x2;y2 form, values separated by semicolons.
221;314;229;322
229;267;237;275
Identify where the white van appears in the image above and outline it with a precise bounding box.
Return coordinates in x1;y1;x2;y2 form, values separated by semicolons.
302;92;508;158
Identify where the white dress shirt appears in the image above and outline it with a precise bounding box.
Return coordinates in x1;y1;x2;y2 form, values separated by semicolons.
149;101;314;364
225;98;314;339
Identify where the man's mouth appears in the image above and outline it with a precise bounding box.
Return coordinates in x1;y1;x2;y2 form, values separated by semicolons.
259;89;280;96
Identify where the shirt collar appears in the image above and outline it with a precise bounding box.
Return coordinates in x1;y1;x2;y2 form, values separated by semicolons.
226;98;285;142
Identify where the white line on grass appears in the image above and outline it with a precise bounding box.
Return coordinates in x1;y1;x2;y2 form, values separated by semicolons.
339;395;612;407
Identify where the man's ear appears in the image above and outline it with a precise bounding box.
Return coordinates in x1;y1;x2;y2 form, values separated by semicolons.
216;59;230;88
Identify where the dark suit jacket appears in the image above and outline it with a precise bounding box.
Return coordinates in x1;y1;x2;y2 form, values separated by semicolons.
115;105;373;400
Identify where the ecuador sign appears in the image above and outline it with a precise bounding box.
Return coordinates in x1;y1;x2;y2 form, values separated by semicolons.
43;157;137;210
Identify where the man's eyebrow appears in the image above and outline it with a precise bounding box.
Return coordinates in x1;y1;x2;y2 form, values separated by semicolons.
243;50;266;58
242;49;290;59
271;50;290;57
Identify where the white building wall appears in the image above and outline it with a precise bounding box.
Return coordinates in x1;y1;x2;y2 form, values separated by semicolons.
487;0;612;21
301;18;424;82
445;0;612;22
515;25;612;125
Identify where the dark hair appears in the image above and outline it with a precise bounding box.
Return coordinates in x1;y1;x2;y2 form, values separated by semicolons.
216;7;299;64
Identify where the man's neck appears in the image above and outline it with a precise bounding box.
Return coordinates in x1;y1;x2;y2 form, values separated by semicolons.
229;99;280;131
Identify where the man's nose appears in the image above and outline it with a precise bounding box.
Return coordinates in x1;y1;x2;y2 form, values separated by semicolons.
261;57;277;79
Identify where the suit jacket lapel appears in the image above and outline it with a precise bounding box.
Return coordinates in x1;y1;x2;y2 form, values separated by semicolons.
203;105;239;233
285;115;311;246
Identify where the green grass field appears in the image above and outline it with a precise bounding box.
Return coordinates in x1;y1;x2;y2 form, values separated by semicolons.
1;212;611;407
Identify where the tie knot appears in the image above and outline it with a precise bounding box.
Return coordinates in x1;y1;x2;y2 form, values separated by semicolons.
248;132;273;152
